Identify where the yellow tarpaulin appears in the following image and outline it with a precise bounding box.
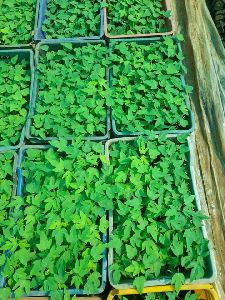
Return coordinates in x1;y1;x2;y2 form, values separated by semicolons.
171;0;225;298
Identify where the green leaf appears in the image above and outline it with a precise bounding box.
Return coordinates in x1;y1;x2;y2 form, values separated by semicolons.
40;45;49;51
126;244;137;259
185;85;193;94
133;276;145;293
166;63;178;75
99;216;108;233
145;294;156;300
184;291;199;300
84;271;100;294
61;43;73;50
0;287;11;300
0;254;6;267
36;232;52;251
171;234;183;256
112;269;121;284
190;264;204;282
176;34;184;41
11;55;18;64
166;292;177;300
14;248;34;266
108;235;122;255
171;273;185;292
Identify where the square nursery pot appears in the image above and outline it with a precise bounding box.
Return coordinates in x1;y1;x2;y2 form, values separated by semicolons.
109;37;195;137
25;40;111;144
0;1;38;48
103;0;173;39
0;49;34;151
105;136;216;289
0;145;107;297
34;0;104;42
106;284;219;300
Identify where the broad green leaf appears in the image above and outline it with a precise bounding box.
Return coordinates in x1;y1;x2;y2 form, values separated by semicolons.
171;273;185;292
133;276;145;293
0;287;11;300
112;269;121;284
126;244;137;259
184;291;199;300
190;264;204;282
99;216;108;233
36;232;52;251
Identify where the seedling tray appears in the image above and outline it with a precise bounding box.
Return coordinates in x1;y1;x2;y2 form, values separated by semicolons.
105;136;216;289
107;284;219;300
103;0;173;39
0;144;107;297
0;0;37;48
34;0;104;42
0;49;35;151
109;37;194;137
25;40;111;143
